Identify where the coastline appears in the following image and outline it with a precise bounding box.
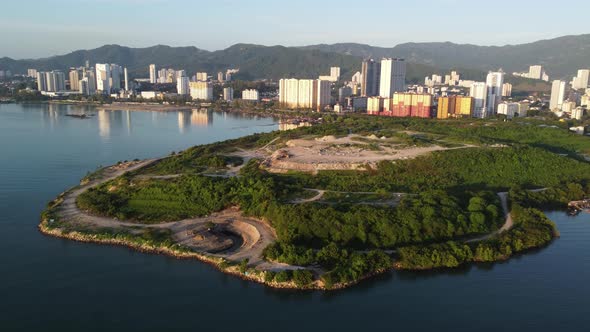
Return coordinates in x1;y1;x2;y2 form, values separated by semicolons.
45;100;320;120
36;128;566;291
37;160;373;291
38;217;383;291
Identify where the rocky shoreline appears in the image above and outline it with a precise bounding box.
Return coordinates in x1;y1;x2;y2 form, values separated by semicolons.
38;217;385;291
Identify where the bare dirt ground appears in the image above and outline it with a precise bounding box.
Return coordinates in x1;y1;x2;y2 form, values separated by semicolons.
257;134;472;173
55;161;286;270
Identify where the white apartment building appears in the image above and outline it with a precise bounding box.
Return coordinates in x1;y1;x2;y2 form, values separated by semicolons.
485;71;504;117
242;89;259;101
572;69;590;90
96;64;111;93
177;76;189;95
149;64;157;84
550;80;566;110
189;81;213;101
279;79;331;111
379;58;406;98
470;82;487;118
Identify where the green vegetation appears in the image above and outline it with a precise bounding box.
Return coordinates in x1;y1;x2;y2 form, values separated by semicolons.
70;116;590;288
396;205;558;269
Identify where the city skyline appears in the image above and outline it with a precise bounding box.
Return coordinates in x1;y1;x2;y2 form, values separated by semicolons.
2;0;590;59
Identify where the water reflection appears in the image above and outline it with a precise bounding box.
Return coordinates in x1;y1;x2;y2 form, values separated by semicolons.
178;111;191;133
191;109;213;127
19;103;280;142
98;110;110;139
125;110;132;135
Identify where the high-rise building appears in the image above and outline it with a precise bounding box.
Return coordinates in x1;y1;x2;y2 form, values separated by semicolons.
69;68;82;91
361;59;381;97
528;65;544;80
149;64;157;84
96;64;111;93
223;87;234;101
367;97;384;114
550;80;566;110
572;107;584;120
484;71;504;117
109;64;122;91
572;69;590;90
470;82;487;118
189;81;213;100
279;79;300;108
196;72;208;82
242;89;259;101
330;67;341;81
79;78;90;95
124;68;129;91
388;93;432;118
450;71;460;83
218;72;225;82
437;96;474;119
497;102;520;119
36;72;47;91
177;76;189;95
176;70;186;80
279;79;331;111
502;83;513;97
379;58;406;98
27;69;38;78
83;69;97;95
562;101;576;114
316;80;331;111
50;71;66;92
351;71;362;84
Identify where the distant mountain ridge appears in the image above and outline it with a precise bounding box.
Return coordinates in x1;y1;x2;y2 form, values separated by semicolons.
301;34;590;78
1;34;589;81
0;44;437;83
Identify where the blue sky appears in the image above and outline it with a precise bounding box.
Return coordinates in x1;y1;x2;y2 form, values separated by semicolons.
2;0;589;59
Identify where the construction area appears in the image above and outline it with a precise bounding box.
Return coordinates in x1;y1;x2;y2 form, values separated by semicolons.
248;134;469;174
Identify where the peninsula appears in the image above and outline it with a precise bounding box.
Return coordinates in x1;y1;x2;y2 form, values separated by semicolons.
40;115;590;290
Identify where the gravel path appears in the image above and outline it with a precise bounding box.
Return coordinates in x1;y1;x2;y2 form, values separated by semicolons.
55;159;286;269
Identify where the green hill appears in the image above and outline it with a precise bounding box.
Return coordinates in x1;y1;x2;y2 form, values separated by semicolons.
301;34;590;79
0;44;451;84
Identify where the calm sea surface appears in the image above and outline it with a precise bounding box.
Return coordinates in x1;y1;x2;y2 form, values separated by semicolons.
0;103;589;332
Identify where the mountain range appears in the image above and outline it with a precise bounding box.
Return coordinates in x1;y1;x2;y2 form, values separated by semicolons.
1;34;589;82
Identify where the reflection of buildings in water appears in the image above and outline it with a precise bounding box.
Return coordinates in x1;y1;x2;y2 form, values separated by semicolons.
279;121;311;131
125;110;132;135
191;109;213;127
98;110;110;138
111;109;124;130
43;103;60;129
178;111;191;133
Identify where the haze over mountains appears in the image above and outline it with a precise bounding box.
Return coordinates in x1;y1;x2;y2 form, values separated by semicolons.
1;34;589;82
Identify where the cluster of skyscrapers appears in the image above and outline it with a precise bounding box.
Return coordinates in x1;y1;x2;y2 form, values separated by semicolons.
36;63;129;96
549;68;590;120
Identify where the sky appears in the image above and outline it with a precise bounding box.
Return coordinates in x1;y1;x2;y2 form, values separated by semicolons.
2;0;589;59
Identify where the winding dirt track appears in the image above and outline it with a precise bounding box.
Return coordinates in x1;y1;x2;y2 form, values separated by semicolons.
55;160;284;269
